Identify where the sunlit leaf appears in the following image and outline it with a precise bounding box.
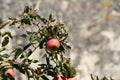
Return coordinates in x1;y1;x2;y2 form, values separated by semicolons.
22;52;28;59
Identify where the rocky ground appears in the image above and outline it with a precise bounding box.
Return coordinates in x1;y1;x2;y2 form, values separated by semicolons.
1;0;120;80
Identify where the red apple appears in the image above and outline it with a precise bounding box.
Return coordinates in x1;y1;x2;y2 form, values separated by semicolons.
53;74;66;80
5;68;15;77
67;77;77;80
47;38;60;51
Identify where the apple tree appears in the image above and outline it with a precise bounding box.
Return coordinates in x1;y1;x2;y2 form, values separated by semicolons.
0;4;114;80
0;5;76;80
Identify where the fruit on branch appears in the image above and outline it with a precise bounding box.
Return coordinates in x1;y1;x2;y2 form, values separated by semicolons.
5;68;16;77
53;74;66;80
67;77;77;80
47;38;60;51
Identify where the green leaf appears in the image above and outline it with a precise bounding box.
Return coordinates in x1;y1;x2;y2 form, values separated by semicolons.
41;75;49;80
26;31;33;35
2;37;9;47
90;74;114;80
30;40;37;45
2;32;13;39
36;15;48;24
2;54;10;58
27;32;38;45
90;74;99;80
56;61;62;74
102;77;108;80
23;6;30;13
39;38;47;49
47;70;55;76
32;60;39;63
0;56;4;61
0;20;13;29
40;29;48;36
20;34;27;38
35;67;41;75
0;47;6;52
23;43;31;51
20;49;32;58
49;14;52;20
46;57;50;65
62;63;76;78
6;74;15;80
49;14;55;22
38;64;47;69
66;44;71;49
110;77;114;80
59;43;65;51
13;64;25;74
21;18;32;25
69;67;76;77
22;52;28;59
14;48;23;59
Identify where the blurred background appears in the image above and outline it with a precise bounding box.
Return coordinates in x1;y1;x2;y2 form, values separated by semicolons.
1;0;120;80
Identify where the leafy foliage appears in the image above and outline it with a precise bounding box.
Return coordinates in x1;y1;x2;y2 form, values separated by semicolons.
91;74;114;80
0;5;75;80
